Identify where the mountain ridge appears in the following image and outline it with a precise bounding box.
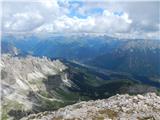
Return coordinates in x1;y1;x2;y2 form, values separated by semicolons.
2;54;159;120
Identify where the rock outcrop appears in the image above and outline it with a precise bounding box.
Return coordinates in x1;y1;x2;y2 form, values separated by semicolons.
1;54;68;119
21;93;160;120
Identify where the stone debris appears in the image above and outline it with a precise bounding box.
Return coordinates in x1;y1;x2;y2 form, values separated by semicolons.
21;93;160;120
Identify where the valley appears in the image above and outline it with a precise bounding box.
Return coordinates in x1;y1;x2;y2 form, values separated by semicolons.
1;53;159;120
1;34;160;120
1;1;160;119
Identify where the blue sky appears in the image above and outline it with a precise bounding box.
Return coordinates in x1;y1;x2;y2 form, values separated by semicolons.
68;1;105;18
2;0;160;39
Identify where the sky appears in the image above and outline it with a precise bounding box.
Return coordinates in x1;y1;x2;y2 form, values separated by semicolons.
1;0;160;39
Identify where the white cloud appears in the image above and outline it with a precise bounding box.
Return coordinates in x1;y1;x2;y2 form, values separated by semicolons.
95;10;132;33
2;0;63;32
35;15;95;33
4;12;44;32
35;10;132;35
2;0;159;39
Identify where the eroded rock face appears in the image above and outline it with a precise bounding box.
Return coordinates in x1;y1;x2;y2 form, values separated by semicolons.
21;93;160;120
1;54;68;119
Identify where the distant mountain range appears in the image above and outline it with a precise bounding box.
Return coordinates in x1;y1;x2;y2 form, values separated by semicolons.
87;39;160;77
2;34;160;77
1;34;160;119
1;41;20;55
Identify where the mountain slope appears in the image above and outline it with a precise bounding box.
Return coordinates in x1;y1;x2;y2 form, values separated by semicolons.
2;55;158;120
3;35;160;78
1;41;20;55
21;93;160;120
88;39;160;77
1;54;68;119
2;34;122;61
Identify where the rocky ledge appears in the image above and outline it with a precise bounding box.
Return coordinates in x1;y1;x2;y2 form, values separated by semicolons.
21;93;160;120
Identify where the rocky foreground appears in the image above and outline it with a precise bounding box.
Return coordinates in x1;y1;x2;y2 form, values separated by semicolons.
21;93;160;120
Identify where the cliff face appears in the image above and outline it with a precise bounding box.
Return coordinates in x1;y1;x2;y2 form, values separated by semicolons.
1;54;68;119
21;93;160;120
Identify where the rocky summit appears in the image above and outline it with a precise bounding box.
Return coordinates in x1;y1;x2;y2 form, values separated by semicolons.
21;93;160;120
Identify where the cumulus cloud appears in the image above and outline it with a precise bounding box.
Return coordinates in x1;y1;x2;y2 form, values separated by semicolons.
1;0;160;39
35;10;132;34
4;12;44;32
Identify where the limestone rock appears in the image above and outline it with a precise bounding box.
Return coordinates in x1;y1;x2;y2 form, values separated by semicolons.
21;93;160;120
